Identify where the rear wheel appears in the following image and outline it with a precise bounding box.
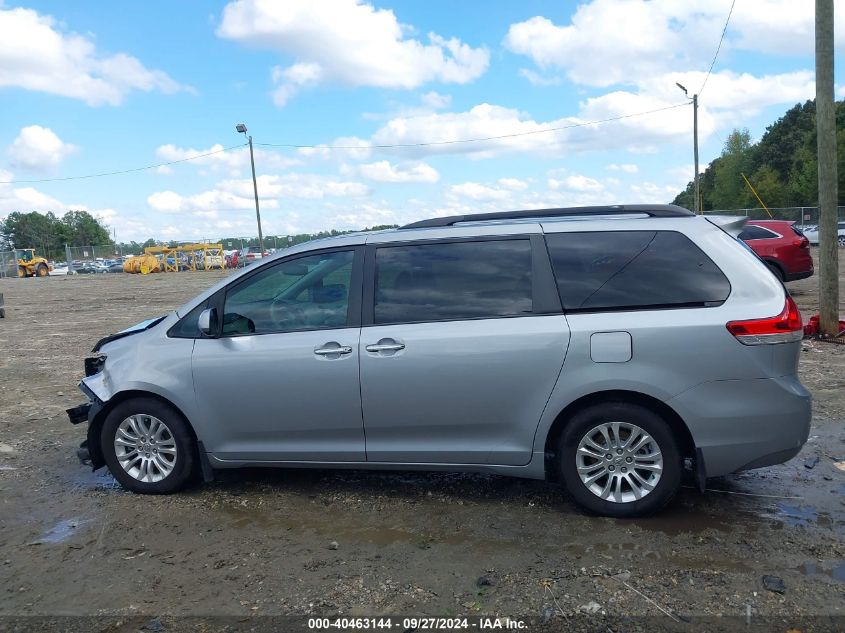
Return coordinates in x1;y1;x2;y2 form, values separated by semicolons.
838;236;845;247
17;266;27;278
559;402;681;517
36;263;48;277
101;397;196;494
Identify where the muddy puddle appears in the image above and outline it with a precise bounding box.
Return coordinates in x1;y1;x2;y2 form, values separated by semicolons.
30;517;91;545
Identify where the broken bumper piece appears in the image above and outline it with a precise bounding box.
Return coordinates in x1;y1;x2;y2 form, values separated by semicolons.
66;402;91;425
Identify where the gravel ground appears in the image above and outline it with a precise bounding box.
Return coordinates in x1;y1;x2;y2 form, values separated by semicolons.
0;250;843;632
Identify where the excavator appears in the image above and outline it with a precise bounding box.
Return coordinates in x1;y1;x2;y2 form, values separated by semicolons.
16;249;53;278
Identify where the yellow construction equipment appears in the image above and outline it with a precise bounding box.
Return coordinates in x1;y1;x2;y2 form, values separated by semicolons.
123;254;160;274
16;249;53;278
142;243;224;273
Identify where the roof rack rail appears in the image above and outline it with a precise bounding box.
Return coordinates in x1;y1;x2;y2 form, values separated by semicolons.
400;204;694;229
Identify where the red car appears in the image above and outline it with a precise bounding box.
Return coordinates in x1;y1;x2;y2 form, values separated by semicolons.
739;220;813;282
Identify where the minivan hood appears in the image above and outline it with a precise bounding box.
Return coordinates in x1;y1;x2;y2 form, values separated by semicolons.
92;315;166;352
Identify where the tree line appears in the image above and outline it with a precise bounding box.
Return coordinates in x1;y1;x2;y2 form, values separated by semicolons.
673;99;845;212
0;210;113;259
0;208;398;258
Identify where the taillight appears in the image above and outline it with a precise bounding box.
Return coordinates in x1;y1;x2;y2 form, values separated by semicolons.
726;296;803;345
792;237;809;248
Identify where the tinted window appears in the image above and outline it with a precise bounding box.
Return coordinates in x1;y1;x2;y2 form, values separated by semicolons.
169;302;208;338
545;231;730;311
374;240;532;324
738;225;777;241
223;250;353;335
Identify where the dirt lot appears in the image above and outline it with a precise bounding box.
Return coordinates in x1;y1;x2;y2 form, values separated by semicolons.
0;251;844;632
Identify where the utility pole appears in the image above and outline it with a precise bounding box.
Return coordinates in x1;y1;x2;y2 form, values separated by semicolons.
235;123;265;255
676;83;700;213
692;94;700;214
816;0;839;337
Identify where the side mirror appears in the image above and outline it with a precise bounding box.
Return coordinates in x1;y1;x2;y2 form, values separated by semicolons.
198;307;218;337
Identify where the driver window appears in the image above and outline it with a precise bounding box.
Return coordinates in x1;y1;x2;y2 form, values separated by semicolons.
222;250;354;336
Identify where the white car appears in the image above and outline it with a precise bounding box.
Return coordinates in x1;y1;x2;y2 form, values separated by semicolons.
49;266;71;276
802;221;845;246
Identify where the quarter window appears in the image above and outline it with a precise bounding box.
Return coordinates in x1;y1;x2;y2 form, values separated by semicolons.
222;250;354;335
374;239;533;324
545;231;730;311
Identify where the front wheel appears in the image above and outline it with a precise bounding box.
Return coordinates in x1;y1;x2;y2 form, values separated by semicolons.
559;402;681;517
838;236;845;247
101;397;196;494
36;263;48;277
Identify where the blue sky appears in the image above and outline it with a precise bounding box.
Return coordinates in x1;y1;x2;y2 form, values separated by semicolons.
1;0;843;242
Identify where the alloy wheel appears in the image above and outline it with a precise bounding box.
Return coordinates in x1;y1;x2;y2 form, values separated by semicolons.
575;422;663;503
113;414;178;483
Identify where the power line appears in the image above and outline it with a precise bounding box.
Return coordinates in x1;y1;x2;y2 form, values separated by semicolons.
254;103;690;150
0;144;246;185
699;0;736;96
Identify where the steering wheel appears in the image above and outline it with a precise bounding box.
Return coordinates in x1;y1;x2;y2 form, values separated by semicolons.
270;298;306;329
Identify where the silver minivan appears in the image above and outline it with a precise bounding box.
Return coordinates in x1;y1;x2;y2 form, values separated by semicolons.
68;205;811;517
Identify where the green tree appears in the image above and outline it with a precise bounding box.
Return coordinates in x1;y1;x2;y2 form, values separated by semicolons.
744;165;786;209
710;129;753;210
673;99;845;209
0;211;61;256
62;210;112;246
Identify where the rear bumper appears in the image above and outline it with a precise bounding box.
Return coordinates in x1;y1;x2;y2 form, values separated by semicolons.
784;268;813;282
669;375;811;478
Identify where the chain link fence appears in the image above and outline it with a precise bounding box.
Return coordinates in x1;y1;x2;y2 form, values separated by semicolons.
64;245;122;264
0;250;18;278
708;206;845;229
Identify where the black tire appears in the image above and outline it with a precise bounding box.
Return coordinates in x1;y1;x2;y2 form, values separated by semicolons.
36;264;48;277
765;261;784;282
100;397;196;494
559;402;681;517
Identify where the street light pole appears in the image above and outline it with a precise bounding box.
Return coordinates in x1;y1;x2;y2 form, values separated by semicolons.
676;83;700;214
236;123;265;255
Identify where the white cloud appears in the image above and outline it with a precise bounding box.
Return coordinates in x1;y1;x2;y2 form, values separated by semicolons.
607;163;638;173
148;172;371;215
155;143;301;176
420;91;452;110
359;160;439;183
0;7;192;106
297;136;372;161
504;1;844;89
366;101;698;159
447;182;512;202
518;68;560;87
217;0;489;105
497;177;529;190
0;169;65;214
548;174;604;193
7;125;77;170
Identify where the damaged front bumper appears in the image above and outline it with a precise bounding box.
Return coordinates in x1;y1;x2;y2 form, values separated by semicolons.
66;381;105;469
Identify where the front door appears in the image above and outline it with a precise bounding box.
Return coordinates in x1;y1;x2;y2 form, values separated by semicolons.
192;248;366;461
359;238;569;466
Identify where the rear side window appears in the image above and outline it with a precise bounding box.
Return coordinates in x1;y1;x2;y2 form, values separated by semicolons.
738;225;777;240
545;231;730;311
374;239;532;324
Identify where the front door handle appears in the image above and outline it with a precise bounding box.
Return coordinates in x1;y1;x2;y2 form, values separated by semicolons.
314;344;353;356
365;342;405;353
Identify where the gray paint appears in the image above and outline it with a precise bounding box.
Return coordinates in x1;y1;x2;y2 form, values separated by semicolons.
81;213;811;482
